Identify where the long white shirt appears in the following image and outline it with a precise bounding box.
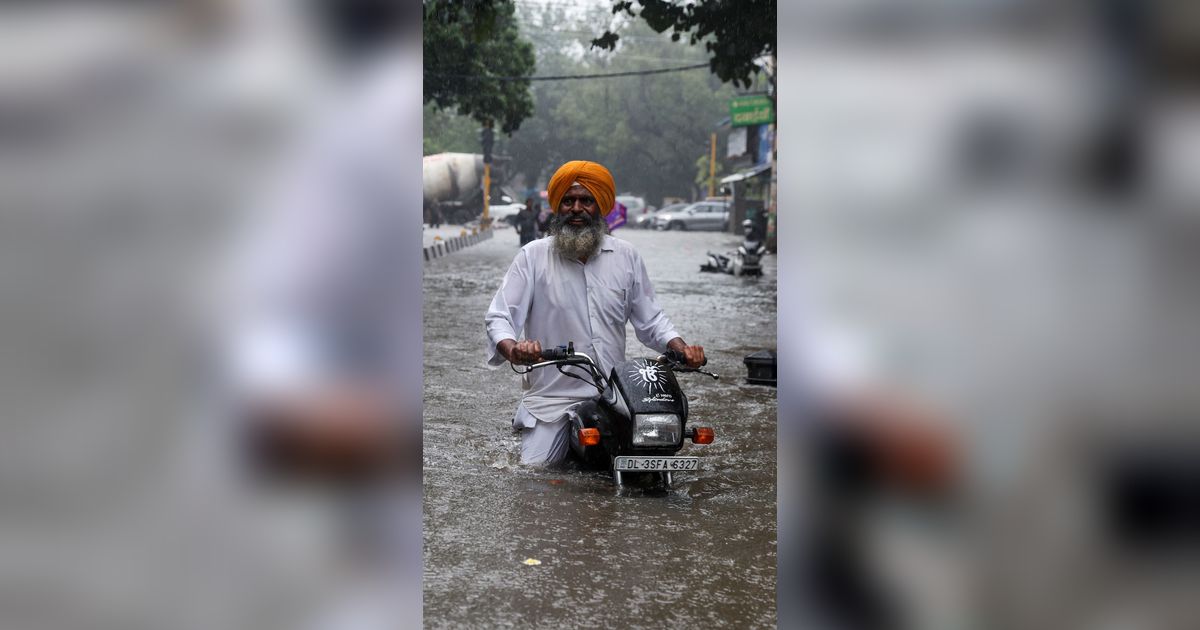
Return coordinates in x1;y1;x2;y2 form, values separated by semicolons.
227;47;421;409
485;234;680;428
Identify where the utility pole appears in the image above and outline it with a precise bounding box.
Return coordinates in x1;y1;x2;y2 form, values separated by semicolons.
481;119;494;227
709;132;717;198
482;163;491;225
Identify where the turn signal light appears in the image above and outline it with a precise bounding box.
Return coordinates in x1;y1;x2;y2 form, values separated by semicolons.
692;427;715;444
579;428;601;446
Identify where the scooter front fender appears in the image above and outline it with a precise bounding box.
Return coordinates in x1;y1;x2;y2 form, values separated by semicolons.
565;400;617;469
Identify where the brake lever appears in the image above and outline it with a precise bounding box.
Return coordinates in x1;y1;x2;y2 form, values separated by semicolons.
683;366;719;380
659;358;720;381
697;368;720;380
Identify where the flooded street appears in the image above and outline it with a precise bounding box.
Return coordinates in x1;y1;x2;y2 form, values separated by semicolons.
423;227;777;628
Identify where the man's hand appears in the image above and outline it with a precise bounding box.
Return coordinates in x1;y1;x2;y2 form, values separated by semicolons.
244;384;413;485
667;337;706;368
498;339;542;365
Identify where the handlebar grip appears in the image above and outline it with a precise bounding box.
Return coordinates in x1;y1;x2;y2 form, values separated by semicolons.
539;347;569;361
665;348;707;367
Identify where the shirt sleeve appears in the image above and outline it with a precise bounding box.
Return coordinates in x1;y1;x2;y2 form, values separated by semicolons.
485;250;534;366
228;318;328;398
628;250;680;353
225;131;368;400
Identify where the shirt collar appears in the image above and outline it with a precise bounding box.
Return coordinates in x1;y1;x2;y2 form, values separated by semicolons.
560;234;616;265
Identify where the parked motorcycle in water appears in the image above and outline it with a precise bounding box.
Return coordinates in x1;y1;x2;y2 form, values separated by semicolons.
700;218;767;276
514;342;719;487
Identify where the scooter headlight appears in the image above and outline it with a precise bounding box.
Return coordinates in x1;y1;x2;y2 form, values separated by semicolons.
737;246;747;255
633;413;681;446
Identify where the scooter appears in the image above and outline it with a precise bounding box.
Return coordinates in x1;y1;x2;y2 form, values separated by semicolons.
514;342;719;487
732;217;767;276
700;218;766;276
699;250;733;275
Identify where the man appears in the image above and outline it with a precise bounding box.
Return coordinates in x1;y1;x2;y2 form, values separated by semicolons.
485;160;705;465
535;202;552;239
516;197;538;246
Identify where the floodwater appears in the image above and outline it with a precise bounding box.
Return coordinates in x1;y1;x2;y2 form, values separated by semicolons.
423;226;777;628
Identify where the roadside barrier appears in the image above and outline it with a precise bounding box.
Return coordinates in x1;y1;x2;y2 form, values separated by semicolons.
424;228;492;262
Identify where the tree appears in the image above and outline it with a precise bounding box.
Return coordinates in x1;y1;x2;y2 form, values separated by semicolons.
503;3;735;204
422;103;480;155
694;152;726;194
425;3;738;204
591;0;776;90
549;15;736;206
424;1;536;134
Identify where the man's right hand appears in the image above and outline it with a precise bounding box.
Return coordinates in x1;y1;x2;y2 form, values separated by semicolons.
499;339;542;365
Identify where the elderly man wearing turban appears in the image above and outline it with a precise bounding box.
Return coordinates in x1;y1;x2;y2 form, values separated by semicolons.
485;160;706;465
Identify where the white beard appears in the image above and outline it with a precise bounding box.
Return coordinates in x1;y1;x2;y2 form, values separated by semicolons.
551;214;605;260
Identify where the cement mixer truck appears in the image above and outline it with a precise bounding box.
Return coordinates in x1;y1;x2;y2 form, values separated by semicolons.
423;153;518;225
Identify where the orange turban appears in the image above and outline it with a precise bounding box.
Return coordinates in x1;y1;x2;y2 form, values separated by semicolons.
547;160;615;215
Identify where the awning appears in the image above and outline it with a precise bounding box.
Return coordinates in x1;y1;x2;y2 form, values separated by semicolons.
719;162;772;184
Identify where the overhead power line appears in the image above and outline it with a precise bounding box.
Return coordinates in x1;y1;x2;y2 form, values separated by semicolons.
426;62;709;82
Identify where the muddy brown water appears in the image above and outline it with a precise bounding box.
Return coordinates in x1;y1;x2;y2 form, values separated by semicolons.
423;227;777;628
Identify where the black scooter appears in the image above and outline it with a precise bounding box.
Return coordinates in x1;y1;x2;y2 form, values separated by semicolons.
700;218;767;276
514;343;719;487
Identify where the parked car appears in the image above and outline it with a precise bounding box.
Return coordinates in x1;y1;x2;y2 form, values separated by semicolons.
634;202;688;229
488;200;525;225
616;194;652;227
653;200;730;231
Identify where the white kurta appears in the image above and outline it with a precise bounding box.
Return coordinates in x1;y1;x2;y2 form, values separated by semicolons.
226;48;421;410
485;234;680;428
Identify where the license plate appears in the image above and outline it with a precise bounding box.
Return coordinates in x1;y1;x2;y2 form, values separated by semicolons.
613;456;699;472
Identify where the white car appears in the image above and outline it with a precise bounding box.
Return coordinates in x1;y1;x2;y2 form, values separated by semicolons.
476;190;525;225
617;194;653;227
635;202;688;229
486;202;524;224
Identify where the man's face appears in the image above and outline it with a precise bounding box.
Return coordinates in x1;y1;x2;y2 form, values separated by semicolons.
550;183;606;259
559;183;600;226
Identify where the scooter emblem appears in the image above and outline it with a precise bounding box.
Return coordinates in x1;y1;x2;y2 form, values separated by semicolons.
629;362;667;395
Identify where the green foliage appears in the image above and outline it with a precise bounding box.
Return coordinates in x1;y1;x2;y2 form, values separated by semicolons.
592;0;776;90
424;2;740;207
505;4;736;205
423;1;536;134
422;103;480;155
694;151;725;190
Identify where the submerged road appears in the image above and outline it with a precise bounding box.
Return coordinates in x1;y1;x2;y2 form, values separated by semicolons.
423;227;777;628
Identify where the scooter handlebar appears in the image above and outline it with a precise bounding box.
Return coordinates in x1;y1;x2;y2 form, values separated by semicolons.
539;347;570;361
663;349;707;367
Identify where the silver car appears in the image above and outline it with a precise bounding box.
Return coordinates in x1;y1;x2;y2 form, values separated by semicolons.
634;202;688;229
618;195;655;228
653;201;730;231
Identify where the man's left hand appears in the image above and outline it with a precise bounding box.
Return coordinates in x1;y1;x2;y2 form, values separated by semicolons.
667;338;706;368
682;344;706;368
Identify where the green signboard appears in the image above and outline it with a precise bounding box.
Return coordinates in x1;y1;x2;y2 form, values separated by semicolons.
730;95;774;127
